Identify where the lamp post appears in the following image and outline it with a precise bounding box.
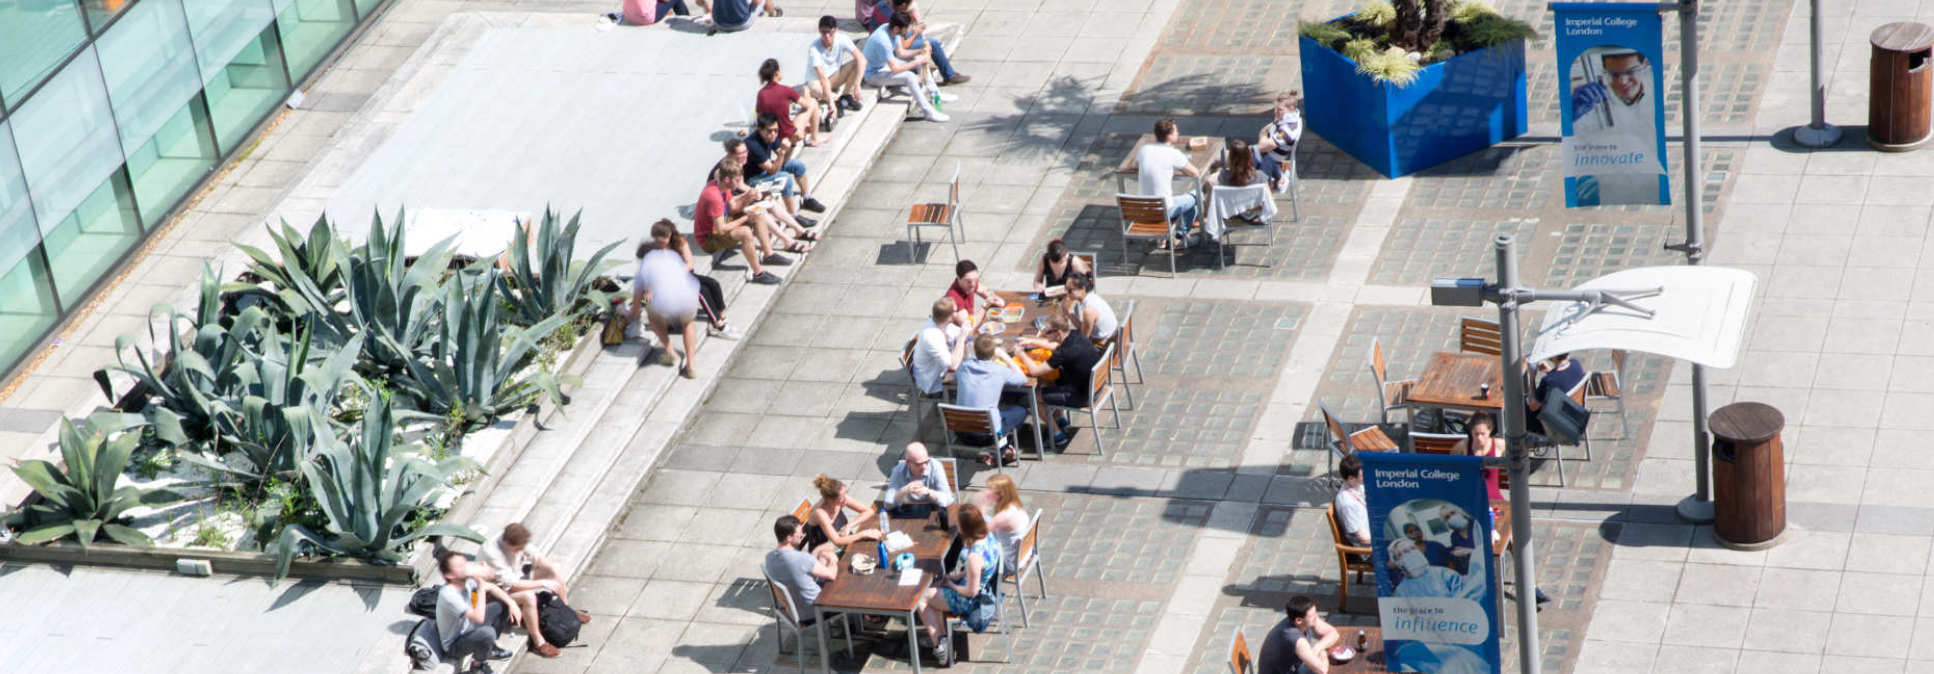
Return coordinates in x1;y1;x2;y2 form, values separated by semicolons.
1660;0;1718;523
1793;0;1844;147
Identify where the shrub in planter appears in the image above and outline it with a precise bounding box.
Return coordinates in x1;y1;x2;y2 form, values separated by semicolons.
1298;0;1537;177
4;415;179;548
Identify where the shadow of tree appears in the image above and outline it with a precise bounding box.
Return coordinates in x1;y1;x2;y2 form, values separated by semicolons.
1117;76;1273;117
958;75;1104;169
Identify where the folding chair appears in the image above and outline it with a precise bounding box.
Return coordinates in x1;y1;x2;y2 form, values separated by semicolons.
1317;400;1397;487
1117;194;1177;277
1104;301;1143;409
941;555;1014;664
790;498;813;522
1208;182;1275;270
1584;349;1628;438
1366;336;1415;428
906;162;962;263
1229;626;1253;674
762;570;853;673
1410;432;1464;455
1326;504;1374;612
936;456;959;493
1001;508;1048;627
937;403;1017;470
1073;251;1099;284
1043;344;1122;457
1459;316;1503;356
901;338;944;436
1277;137;1301;222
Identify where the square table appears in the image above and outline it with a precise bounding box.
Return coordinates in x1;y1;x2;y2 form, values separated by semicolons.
942;291;1063;458
1329;625;1388;672
812;506;959;674
1114;134;1226;194
1405;351;1507;419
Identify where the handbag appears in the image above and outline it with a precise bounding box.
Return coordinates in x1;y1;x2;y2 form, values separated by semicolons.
601;299;631;346
1535;386;1591;444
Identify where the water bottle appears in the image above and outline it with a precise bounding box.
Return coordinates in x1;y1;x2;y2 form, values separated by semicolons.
931;89;943;112
877;512;890;563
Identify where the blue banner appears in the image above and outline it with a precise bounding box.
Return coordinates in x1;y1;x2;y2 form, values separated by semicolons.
1361;451;1501;673
1554;3;1670;207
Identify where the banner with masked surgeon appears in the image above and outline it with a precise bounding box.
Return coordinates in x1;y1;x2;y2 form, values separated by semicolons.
1554;3;1669;207
1361;451;1501;674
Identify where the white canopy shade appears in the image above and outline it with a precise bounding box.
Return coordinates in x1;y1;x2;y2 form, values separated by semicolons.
1527;266;1757;369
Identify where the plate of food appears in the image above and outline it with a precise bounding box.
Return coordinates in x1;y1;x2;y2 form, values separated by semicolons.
1329;647;1356;663
851;554;877;574
1001;306;1024;322
978;320;1005;335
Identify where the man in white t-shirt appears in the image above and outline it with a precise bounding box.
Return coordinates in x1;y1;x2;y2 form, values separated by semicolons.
1134;119;1204;243
1254;91;1303;192
912;298;968;396
436;550;518;673
1333;454;1370;546
807;15;868;116
472;523;591;658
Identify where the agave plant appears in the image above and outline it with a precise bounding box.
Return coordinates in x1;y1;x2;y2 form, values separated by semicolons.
227;216;351;343
344;210;455;375
495;209;621;327
96;264;272;447
3;415;179;548
271;394;480;582
183;328;367;486
395;268;568;424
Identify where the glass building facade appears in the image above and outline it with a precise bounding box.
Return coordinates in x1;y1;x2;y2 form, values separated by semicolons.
0;0;381;378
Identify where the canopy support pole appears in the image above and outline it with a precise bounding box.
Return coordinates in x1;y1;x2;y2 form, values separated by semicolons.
1662;0;1716;523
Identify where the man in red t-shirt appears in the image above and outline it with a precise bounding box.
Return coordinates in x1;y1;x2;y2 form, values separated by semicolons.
756;58;823;148
694;162;786;285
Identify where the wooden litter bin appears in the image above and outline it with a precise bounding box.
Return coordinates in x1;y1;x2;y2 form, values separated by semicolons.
1870;22;1934;150
1710;402;1785;549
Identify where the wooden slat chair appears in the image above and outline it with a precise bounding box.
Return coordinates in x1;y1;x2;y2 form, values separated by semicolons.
1044;344;1122;457
1210;182;1276;270
906;162;962;263
1073;251;1099;284
901;338;945;437
1410;432;1464;455
1584;349;1629;438
1317;400;1396;486
762;568;853;673
1117;194;1178;277
937;456;959;493
1229;626;1253;674
790;498;813;523
1366;336;1416;428
937;403;1017;471
1102;301;1144;409
1001;507;1049;627
1459;316;1503;356
1326;504;1374;612
941;555;1014;665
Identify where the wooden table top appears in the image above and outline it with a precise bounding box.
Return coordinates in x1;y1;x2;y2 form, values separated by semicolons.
814;506;959;614
1329;625;1388;672
1406;352;1506;411
1114;134;1225;176
983;291;1060;342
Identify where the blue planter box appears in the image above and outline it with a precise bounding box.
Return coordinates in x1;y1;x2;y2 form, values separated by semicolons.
1299;30;1527;178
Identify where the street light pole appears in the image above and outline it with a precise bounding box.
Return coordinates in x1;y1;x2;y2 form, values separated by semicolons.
1491;235;1542;674
1665;0;1717;523
1794;0;1844;146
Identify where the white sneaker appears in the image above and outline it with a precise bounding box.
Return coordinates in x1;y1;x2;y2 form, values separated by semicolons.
935;91;959;103
707;324;742;340
925;110;951;123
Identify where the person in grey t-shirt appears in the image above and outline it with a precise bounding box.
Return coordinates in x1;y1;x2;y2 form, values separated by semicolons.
764;515;839;622
434;550;520;673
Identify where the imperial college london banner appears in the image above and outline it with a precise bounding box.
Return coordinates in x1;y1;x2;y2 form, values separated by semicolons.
1361;451;1501;673
1554;3;1670;207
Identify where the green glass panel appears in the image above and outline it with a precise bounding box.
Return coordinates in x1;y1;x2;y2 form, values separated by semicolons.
0;253;60;372
126;97;218;224
204;24;289;154
275;0;355;82
353;0;379;21
0;0;88;107
40;168;139;301
80;0;134;34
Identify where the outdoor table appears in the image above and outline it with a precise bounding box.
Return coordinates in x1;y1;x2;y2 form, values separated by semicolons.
813;506;959;674
1404;352;1506;440
1328;625;1388;672
942;291;1060;457
1114;134;1226;194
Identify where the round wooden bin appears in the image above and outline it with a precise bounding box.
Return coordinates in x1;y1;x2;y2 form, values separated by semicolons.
1710;402;1786;550
1870;22;1934;150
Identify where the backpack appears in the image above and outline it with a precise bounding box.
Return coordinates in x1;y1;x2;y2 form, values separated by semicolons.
406;585;441;619
537;592;582;648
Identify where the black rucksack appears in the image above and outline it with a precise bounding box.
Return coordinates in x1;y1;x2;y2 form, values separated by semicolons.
407;586;441;619
537;592;582;648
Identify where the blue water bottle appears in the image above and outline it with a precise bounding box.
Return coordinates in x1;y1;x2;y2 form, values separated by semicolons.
876;511;890;567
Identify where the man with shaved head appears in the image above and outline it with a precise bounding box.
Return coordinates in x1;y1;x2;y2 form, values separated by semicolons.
884;442;954;517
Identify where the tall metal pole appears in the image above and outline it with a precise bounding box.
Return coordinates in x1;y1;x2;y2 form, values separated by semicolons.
1493;235;1541;674
1794;0;1844;146
1669;0;1717;523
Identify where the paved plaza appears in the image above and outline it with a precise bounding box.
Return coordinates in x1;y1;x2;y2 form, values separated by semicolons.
9;0;1934;668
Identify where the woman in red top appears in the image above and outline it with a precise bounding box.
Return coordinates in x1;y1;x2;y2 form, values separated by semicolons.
944;259;1004;325
1453;411;1504;501
756;59;823;147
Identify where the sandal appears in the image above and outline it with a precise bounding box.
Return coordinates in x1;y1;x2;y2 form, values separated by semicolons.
799;231;821;242
784;241;813;254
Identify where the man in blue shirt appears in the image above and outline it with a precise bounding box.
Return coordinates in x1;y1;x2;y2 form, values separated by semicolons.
701;0;773;32
863;13;950;122
888;0;968;85
955;335;1027;466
